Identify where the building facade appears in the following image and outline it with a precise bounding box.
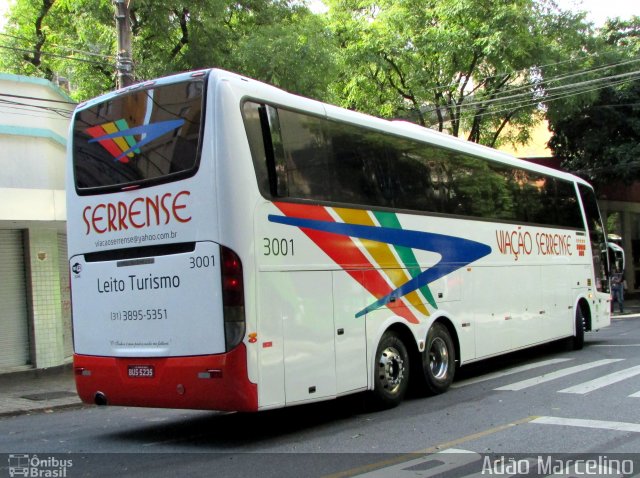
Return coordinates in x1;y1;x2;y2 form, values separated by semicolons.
597;185;640;294
0;73;72;372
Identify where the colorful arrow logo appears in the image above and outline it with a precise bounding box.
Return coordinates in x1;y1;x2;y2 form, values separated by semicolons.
85;119;185;163
269;203;492;322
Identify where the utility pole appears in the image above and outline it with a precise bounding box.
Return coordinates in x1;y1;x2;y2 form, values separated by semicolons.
114;0;134;88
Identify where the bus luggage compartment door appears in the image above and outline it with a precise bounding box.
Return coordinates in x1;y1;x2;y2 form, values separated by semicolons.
70;241;226;358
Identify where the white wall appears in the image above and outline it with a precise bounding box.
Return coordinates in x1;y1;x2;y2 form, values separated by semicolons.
0;73;72;223
0;73;73;370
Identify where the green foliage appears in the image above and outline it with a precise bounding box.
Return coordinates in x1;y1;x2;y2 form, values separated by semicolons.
1;0;120;99
547;17;640;187
0;0;338;101
549;81;640;186
607;212;620;235
0;0;635;170
324;0;593;148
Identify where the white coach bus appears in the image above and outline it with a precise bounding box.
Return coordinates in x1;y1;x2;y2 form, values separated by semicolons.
67;69;611;411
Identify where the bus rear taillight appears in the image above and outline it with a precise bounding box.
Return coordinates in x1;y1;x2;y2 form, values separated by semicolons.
221;246;245;351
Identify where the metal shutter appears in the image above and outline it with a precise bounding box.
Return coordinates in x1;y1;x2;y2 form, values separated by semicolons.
58;233;73;358
0;230;30;368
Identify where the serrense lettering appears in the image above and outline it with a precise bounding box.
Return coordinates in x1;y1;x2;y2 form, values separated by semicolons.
83;190;191;235
496;227;573;260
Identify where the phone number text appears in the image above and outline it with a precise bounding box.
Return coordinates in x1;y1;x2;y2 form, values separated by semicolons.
111;309;169;321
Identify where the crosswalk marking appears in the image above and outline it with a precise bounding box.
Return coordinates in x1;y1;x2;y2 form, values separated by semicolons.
532;416;640;433
494;359;624;391
452;358;573;388
341;415;640;478
351;449;479;478
629;391;640;397
558;364;640;394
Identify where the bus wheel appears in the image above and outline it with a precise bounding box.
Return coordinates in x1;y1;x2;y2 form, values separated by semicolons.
372;331;409;408
572;307;585;350
422;322;455;395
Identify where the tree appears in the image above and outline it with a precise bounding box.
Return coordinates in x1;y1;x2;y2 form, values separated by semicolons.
324;0;594;148
0;0;338;101
547;17;640;186
128;0;338;100
0;0;116;99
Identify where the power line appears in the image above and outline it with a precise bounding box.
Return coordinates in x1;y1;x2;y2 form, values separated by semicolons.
0;98;74;118
431;64;640;112
372;52;640;126
0;32;115;60
482;71;639;111
379;48;640;99
0;92;77;106
471;57;640;105
0;105;72;121
429;76;639;127
423;69;640;118
0;44;113;67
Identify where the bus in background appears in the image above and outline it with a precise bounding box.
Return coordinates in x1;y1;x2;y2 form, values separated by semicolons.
67;69;611;411
607;234;625;274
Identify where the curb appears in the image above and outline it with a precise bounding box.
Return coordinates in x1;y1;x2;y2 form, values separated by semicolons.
0;363;73;381
0;401;87;420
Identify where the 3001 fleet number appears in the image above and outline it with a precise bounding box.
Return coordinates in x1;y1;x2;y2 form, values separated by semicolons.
263;237;295;256
189;255;215;268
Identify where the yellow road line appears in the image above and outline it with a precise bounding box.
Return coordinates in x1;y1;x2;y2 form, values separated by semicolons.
323;415;539;478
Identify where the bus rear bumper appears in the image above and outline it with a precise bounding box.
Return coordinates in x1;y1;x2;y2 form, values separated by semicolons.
73;344;258;411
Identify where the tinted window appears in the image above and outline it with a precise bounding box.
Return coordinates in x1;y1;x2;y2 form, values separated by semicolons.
243;101;583;228
579;184;609;292
73;78;205;193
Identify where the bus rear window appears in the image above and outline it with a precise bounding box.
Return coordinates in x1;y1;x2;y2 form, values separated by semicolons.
72;78;205;194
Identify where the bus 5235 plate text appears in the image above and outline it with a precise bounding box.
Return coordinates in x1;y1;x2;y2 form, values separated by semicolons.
111;309;168;321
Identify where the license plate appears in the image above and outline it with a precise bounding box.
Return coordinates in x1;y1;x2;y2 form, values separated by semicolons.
128;365;155;378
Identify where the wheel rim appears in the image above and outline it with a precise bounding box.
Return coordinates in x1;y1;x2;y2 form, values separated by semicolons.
429;337;449;380
378;346;405;394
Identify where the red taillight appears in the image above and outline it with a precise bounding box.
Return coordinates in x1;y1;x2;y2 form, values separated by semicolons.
221;247;244;307
221;246;245;351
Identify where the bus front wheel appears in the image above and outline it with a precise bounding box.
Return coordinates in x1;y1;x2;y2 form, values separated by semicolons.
421;322;456;395
372;331;410;408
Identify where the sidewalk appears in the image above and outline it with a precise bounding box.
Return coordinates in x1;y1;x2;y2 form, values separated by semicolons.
1;299;639;419
611;294;640;317
0;364;83;418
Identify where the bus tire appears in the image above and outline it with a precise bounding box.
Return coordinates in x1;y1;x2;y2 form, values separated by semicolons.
371;331;410;408
422;322;455;395
572;307;585;350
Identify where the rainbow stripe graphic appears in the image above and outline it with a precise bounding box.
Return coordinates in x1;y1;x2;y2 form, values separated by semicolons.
85;119;185;163
270;203;492;323
85;119;138;164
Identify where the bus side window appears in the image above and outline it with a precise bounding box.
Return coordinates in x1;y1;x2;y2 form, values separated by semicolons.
242;102;272;197
242;102;290;198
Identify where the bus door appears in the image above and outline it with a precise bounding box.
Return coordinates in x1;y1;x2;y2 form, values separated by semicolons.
578;184;611;328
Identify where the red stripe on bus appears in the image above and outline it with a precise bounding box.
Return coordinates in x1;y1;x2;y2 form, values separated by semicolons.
274;202;419;324
73;344;258;411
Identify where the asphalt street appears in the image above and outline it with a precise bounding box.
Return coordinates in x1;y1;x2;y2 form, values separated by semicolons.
1;313;640;477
